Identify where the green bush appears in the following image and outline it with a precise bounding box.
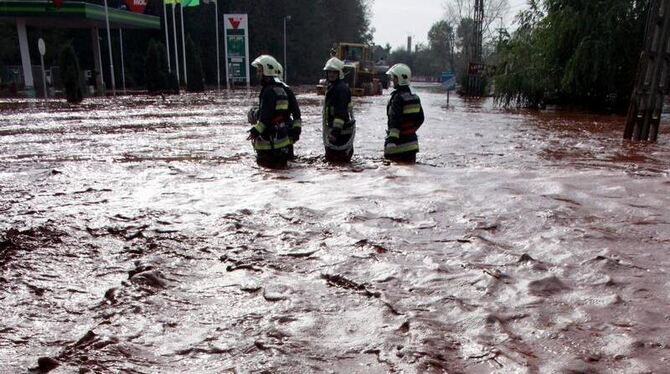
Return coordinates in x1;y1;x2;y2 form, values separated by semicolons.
145;40;168;94
493;0;648;111
186;35;204;92
58;44;83;104
167;72;179;94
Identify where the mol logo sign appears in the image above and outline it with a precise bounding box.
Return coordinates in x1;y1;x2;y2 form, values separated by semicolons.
226;15;247;30
126;0;147;13
223;13;249;85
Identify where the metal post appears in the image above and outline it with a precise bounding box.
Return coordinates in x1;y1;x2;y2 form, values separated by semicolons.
244;18;250;90
119;29;126;93
180;4;188;85
466;0;484;97
38;37;46;99
103;0;116;96
224;21;229;90
92;27;105;95
624;0;670;142
172;3;180;84
215;0;220;90
163;3;171;72
39;52;47;99
283;16;291;83
16;19;34;92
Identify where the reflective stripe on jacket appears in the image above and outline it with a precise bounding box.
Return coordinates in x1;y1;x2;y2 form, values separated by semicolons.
385;86;424;155
253;83;291;151
323;79;355;150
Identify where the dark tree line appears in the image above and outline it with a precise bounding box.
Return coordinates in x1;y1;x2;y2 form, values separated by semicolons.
178;0;373;84
492;0;648;111
380;0;648;113
0;0;372;91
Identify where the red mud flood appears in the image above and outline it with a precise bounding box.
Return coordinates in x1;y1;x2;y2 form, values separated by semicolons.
1;84;669;373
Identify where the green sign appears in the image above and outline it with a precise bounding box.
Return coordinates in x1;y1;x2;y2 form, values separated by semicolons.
223;14;249;87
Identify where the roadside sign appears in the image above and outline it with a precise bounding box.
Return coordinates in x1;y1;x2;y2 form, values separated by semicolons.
38;38;45;56
125;0;147;13
441;71;456;91
223;13;250;89
37;38;47;99
468;63;485;75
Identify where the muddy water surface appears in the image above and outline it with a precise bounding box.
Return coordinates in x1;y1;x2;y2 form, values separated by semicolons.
1;85;669;373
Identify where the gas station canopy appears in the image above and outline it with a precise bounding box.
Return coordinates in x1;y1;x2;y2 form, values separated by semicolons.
0;1;160;94
0;1;160;29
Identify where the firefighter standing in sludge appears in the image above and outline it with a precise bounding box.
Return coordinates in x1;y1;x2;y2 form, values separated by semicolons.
384;63;424;163
322;57;355;163
247;55;292;168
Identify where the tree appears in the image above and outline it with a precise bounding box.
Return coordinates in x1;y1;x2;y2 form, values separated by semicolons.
493;0;648;110
58;44;83;104
491;2;550;107
186;35;204;92
0;25;18;69
145;40;168;94
445;0;509;43
428;20;455;72
442;1;509;93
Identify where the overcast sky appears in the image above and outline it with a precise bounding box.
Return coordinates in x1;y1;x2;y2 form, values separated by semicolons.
370;0;529;49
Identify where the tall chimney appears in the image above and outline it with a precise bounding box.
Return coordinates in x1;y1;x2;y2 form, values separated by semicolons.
407;36;412;52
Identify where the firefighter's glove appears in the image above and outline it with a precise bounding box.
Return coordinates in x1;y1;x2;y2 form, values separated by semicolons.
247;107;259;125
385;133;398;146
247;127;260;141
290;127;301;142
385;129;400;143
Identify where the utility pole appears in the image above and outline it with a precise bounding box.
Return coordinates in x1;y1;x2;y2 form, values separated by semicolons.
283;15;291;84
495;16;506;45
449;32;455;72
180;3;188;86
163;3;171;73
215;0;220;90
624;0;670;142
119;29;126;94
466;0;484;96
103;0;116;96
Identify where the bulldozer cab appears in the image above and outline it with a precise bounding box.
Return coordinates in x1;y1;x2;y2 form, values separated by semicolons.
317;42;384;96
337;44;366;63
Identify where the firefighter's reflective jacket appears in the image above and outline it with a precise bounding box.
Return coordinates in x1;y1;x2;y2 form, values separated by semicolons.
385;86;424;155
282;82;302;142
249;82;291;151
323;79;354;149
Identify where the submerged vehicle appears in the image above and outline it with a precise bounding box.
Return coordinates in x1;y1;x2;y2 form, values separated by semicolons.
317;43;386;96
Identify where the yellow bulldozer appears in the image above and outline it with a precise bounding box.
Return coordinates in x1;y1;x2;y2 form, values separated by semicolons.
317;43;387;96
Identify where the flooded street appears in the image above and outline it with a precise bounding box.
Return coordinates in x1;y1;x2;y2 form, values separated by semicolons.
1;84;669;373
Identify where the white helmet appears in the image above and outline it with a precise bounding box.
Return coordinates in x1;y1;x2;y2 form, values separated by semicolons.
251;55;281;77
386;63;412;86
275;62;284;81
323;57;345;79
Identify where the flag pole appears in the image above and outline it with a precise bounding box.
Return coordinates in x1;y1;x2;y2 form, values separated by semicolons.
215;0;220;91
172;3;180;84
103;0;116;96
119;29;126;93
163;1;171;72
180;3;188;85
223;15;229;90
